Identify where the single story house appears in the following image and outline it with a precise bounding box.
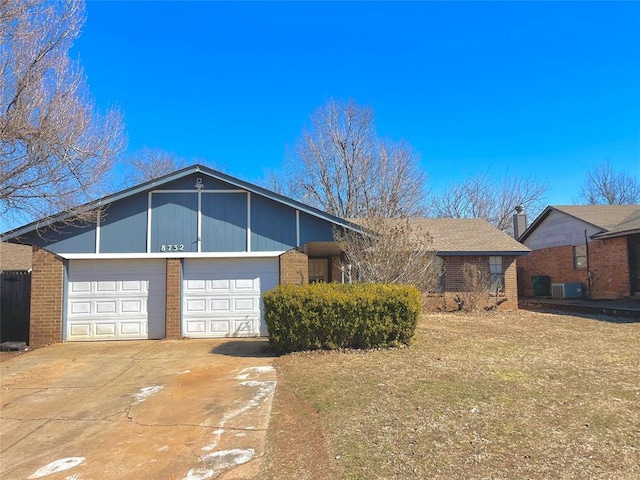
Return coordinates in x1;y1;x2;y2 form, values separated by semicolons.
517;205;640;299
2;165;531;346
2;165;361;345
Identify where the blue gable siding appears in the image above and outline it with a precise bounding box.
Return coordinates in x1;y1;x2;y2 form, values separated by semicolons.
201;193;247;252
299;212;336;244
18;223;96;254
150;193;198;252
251;196;296;251
158;174;240;191
100;193;147;253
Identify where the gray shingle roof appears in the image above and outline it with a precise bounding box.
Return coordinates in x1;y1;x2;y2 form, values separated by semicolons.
351;218;530;255
552;205;640;231
407;218;530;254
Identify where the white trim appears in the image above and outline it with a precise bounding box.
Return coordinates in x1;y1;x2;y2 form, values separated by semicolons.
247;192;251;252
95;209;101;254
296;210;300;246
146;191;152;253
197;190;202;253
150;189;245;194
58;251;286;260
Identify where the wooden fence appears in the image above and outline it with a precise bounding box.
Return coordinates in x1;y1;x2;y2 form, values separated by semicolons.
1;270;31;343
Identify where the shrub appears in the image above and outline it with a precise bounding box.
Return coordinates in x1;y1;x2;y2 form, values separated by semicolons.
263;283;421;354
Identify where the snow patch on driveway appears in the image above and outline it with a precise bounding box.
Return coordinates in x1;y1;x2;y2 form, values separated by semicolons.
133;385;163;404
235;366;275;380
183;449;254;480
28;457;85;478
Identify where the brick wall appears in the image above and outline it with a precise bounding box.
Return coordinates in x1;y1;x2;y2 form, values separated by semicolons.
165;258;181;339
502;256;518;309
438;255;519;310
518;236;630;298
588;237;629;298
330;254;344;282
279;249;308;285
29;247;64;346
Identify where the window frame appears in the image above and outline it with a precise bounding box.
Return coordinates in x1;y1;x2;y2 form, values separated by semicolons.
573;245;587;269
489;255;504;294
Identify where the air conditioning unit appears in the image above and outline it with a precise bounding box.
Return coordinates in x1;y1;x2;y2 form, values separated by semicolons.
551;283;583;299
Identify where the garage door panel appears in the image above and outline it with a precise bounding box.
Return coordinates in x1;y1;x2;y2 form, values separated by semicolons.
182;258;278;338
67;260;165;341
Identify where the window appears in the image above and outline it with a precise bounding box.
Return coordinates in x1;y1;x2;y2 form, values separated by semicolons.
573;245;587;269
489;256;503;293
309;258;329;283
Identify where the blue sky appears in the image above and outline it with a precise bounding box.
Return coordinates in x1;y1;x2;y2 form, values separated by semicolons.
75;1;639;207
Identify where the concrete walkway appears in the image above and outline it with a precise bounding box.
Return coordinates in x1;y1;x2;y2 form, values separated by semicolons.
0;339;277;480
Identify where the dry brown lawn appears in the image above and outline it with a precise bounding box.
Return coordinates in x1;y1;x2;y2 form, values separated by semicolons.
259;310;640;480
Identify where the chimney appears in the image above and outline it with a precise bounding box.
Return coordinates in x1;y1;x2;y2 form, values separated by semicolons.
513;205;527;240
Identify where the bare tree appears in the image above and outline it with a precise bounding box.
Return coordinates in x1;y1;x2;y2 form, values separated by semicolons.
122;147;189;186
0;0;125;229
336;218;441;293
282;98;428;218
431;170;548;233
578;160;640;205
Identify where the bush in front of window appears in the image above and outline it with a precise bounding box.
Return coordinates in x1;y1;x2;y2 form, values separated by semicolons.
263;283;421;354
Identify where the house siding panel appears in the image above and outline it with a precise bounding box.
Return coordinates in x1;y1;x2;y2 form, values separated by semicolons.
524;211;602;250
159;174;238;191
251;196;296;251
201;192;247;252
150;193;198;252
99;193;148;253
299;212;336;244
19;224;96;254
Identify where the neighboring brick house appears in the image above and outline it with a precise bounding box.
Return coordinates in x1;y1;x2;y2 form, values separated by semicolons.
404;218;530;310
517;205;640;299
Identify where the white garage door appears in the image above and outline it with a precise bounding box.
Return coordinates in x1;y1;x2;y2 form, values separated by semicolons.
182;258;279;338
66;260;166;341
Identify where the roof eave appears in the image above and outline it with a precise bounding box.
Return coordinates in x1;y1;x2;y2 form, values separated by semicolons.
436;250;531;256
591;228;640;240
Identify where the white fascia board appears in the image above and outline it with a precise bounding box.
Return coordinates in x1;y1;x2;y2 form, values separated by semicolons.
59;251;286;260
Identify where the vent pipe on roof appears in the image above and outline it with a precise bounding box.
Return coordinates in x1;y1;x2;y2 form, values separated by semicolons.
513;205;527;240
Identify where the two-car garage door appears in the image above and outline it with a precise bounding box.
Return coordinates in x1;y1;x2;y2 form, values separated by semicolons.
66;258;278;341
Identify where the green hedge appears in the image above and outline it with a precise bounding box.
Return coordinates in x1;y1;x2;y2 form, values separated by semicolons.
263;283;421;354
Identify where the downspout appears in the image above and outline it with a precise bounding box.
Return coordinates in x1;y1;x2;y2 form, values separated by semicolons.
584;230;592;298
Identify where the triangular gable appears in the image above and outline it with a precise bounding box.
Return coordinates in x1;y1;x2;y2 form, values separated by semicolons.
2;164;361;240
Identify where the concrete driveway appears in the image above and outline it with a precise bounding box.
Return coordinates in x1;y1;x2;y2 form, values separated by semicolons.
0;339;277;480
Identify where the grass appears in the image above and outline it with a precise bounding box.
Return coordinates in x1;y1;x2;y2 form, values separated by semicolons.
259;310;640;479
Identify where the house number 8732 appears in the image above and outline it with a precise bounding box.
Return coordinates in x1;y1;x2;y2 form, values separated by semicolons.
161;244;184;252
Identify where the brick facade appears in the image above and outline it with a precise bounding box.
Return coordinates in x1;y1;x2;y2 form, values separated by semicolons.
519;236;630;299
423;255;520;311
279;249;308;285
165;258;182;339
330;254;344;282
29;247;64;346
